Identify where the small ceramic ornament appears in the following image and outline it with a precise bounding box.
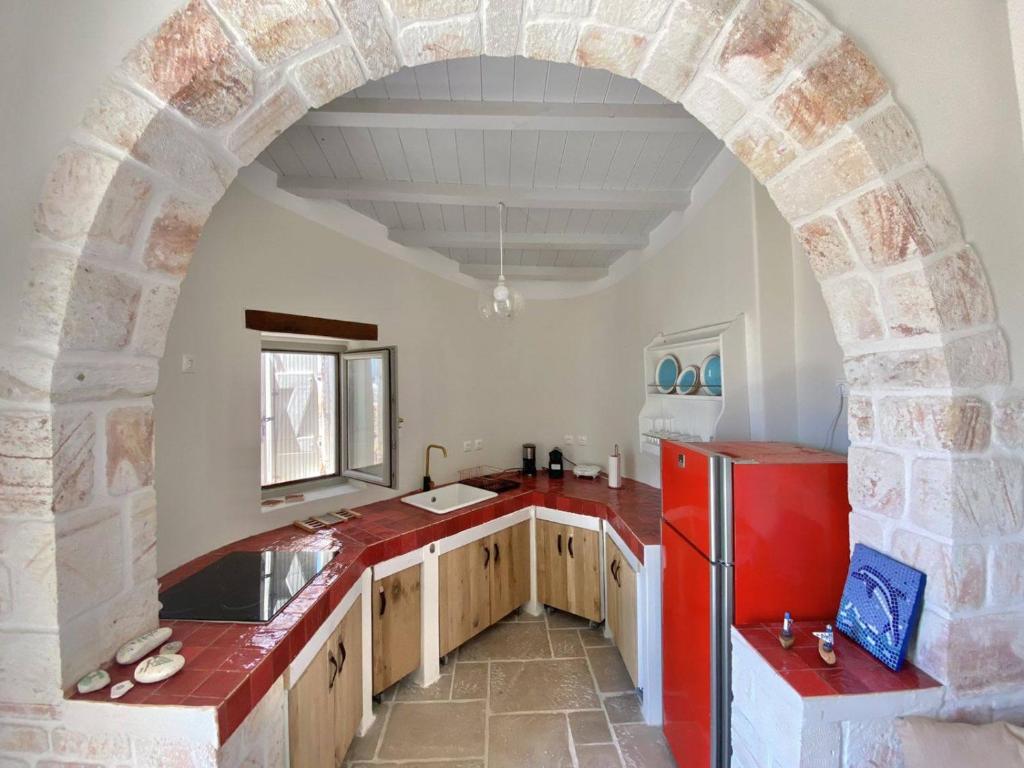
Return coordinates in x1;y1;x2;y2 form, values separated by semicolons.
159;640;183;655
116;627;172;665
110;680;134;699
76;669;110;694
134;653;185;684
778;611;795;649
816;624;837;666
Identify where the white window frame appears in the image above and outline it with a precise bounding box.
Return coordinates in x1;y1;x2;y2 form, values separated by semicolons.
341;347;398;488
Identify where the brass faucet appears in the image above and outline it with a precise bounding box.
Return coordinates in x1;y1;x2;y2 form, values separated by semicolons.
423;444;448;491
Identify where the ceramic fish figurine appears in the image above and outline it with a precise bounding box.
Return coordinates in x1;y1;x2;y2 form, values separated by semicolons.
779;611;795;649
818;623;837;666
76;669;110;694
116;627;172;665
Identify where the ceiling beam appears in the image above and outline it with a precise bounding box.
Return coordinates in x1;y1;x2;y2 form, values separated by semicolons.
279;176;690;212
298;99;702;133
389;230;647;251
459;264;609;282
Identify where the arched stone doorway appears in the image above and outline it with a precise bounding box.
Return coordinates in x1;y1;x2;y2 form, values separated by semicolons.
2;0;1017;733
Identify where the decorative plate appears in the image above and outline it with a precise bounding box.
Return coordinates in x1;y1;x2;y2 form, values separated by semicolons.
676;364;701;395
702;353;722;396
836;544;926;671
655;354;680;394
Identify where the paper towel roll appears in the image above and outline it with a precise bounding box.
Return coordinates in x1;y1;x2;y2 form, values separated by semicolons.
608;452;622;489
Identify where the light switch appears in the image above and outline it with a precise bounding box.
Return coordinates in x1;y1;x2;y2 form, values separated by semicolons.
474;438;483;451
181;354;196;373
463;440;473;452
563;435;574;445
577;435;588;446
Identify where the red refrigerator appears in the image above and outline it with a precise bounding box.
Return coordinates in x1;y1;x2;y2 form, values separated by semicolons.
660;442;850;768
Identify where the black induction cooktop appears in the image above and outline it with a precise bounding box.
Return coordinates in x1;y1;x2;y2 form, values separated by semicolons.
158;549;336;623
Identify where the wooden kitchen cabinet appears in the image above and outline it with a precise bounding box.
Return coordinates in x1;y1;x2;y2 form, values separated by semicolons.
605;535;639;686
440;521;531;656
373;565;421;694
289;597;363;768
537;519;602;622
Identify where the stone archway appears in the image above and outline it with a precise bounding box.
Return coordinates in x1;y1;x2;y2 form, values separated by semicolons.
2;0;1018;731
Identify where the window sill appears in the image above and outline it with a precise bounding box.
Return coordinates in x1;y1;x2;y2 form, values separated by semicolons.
260;480;367;514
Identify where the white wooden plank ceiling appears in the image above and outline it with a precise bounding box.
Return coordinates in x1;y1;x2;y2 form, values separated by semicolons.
259;57;723;282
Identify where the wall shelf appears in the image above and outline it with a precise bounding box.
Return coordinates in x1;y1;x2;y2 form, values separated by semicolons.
638;316;751;456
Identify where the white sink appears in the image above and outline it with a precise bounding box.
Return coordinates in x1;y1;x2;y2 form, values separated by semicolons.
400;483;498;514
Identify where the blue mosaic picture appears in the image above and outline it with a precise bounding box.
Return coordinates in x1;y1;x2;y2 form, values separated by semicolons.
836;544;926;671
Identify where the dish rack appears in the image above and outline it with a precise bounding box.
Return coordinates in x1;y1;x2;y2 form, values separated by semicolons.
458;466;522;493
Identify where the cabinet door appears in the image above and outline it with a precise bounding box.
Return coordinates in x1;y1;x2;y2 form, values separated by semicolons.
489;522;531;622
564;525;602;622
615;547;639;687
373;565;421;694
536;519;569;611
439;540;491;656
334;595;363;762
605;535;621;642
288;632;337;768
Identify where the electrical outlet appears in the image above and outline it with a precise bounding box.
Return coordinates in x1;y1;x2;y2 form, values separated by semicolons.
474;438;483;451
181;354;196;373
576;435;588;446
563;435;574;446
463;440;473;453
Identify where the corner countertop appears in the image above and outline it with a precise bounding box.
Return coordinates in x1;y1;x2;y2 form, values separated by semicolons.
69;472;662;744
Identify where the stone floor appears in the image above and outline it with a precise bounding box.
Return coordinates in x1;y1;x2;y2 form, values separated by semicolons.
343;609;676;768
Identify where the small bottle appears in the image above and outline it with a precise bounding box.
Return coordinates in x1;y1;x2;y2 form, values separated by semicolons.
822;624;834;653
818;623;837;666
779;611;794;649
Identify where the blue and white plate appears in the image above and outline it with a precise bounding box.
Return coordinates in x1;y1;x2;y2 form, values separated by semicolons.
676;364;701;395
655;354;680;394
702;353;722;396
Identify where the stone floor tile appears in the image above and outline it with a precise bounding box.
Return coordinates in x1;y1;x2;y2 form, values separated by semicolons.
452;662;488;699
614;724;677;768
488;713;573;768
549;629;585;657
586;646;634;693
458;621;551;661
568;709;612;744
349;762;484;767
575;743;625;767
377;701;485;761
344;701;389;761
394;673;453;701
580;625;613;647
546;609;592;629
603;692;644;724
490;658;599;712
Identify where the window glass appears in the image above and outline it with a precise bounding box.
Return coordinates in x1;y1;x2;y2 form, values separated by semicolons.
343;350;391;485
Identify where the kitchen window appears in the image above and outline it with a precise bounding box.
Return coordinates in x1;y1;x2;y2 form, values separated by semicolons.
260;344;396;491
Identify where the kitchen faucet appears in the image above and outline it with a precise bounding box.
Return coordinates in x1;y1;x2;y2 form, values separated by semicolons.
423;444;447;491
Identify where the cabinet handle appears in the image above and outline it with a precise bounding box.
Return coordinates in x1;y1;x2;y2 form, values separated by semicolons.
379;585;387;617
568;535;574;559
557;534;562;555
614;561;623;587
678;453;686;468
610;558;618;580
328;650;339;690
338;638;347;672
483;544;490;569
494;541;500;564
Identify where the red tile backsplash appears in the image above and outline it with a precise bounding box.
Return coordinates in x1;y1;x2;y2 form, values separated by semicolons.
67;472;661;744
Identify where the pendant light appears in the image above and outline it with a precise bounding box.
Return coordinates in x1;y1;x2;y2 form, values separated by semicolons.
478;202;525;322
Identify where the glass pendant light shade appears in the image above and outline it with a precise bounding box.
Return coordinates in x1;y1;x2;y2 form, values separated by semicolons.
478;202;525;322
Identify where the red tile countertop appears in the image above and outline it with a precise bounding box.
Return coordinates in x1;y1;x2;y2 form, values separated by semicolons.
736;621;940;698
69;472;660;743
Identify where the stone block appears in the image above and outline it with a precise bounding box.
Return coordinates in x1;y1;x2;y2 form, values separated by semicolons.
143;198;210;278
18;249;76;350
62;263;141;352
879;396;991;453
52;408;95;515
942;329;1010;388
819;275;884;346
677;73;747;136
0;630;62;708
715;0;827;98
81;83;159;154
228;87;309;165
839;168;962;269
55;506;124;622
771;36;888;149
106;407;155;496
848;446;904;518
0;723;49;754
945;612;1024;694
880;247;994;337
991;541;1024;607
847;395;874;441
531;0;591;15
122;0;255;128
51;727;132;762
727;116;797;182
35;147;152;254
995;393;1024;449
132;282;180;358
292;45;366;107
398;17;482;66
332;0;400;79
484;0;522;56
593;0;673;33
213;0;340;65
391;0;478;20
890;528;985;611
910;457;1023;538
523;21;578;63
575;25;649;77
131;490;158;585
0;411;53;518
52;357;159;404
0;519;58;628
796;216;854;279
849;510;886;552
